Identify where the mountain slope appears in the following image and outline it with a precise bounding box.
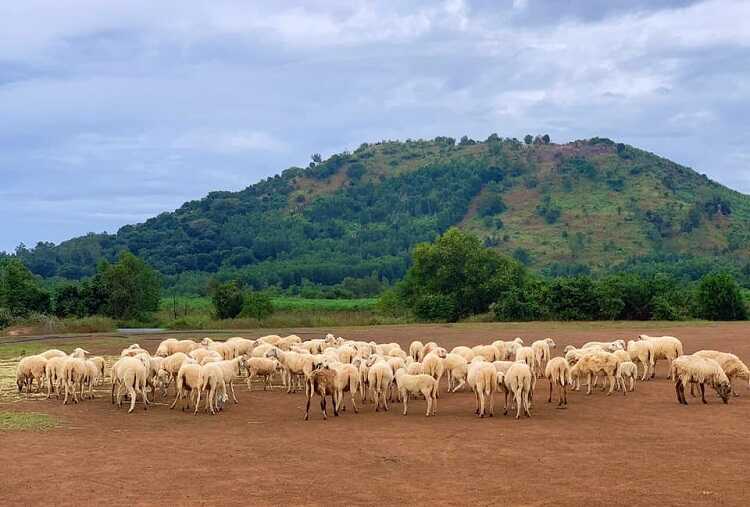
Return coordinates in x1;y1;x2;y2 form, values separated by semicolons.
13;136;750;291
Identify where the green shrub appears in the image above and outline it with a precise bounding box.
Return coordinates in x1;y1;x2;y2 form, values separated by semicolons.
0;307;11;329
696;272;747;320
240;292;274;320
210;281;244;319
414;293;456;321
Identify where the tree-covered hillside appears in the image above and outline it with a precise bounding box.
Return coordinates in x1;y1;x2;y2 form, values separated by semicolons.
10;135;750;293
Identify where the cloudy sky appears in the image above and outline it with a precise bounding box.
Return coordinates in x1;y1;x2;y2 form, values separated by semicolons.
1;0;749;252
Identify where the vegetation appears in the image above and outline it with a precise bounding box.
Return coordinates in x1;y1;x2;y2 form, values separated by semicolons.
387;229;748;323
9;136;750;296
0;412;59;431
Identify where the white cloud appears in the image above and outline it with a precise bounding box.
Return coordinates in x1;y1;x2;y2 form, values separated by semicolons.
172;129;286;153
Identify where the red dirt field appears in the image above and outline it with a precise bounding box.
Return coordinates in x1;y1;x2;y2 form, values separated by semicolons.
2;322;749;506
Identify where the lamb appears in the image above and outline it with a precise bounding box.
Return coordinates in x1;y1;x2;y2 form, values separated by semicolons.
242;357;278;391
693;350;750;397
444;353;468;392
394;368;438;416
16;355;47;394
626;340;654;381
671;355;731;405
304;364;338;420
569;351;619;395
531;338;556;377
39;349;67;360
367;357;394;412
409;341;425;362
170;360;203;412
503;362;532;419
544;357;571;408
467;358;497;418
615;361;638;394
638;335;683;379
111;355;150;413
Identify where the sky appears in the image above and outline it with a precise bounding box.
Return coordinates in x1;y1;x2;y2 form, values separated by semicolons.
1;0;749;253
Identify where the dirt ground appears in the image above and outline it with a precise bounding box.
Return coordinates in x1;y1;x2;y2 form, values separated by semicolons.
1;322;749;506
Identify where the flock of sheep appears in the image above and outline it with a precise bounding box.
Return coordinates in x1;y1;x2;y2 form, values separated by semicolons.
13;333;750;420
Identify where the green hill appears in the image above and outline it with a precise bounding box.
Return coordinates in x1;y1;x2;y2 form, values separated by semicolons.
12;135;750;292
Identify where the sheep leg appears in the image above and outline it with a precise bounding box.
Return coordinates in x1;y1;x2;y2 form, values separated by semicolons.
332;394;339;417
561;383;568;408
452;377;466;392
488;389;494;417
607;374;615;396
503;390;509;416
586;373;592;395
630;377;635;392
515;390;522;419
350;390;358;414
320;396;327;420
474;388;480;415
246;373;254;392
304;394;311;420
382;391;389;412
700;383;707;404
479;391;485;418
194;387;202;415
675;380;685;405
229;380;238;404
127;385;137;413
548;379;553;403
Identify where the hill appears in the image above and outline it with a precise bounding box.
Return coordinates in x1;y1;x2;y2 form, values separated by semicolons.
11;135;750;293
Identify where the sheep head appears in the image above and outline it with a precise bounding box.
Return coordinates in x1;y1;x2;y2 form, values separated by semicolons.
715;382;732;404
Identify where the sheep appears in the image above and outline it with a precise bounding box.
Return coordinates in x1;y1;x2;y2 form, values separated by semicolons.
406;361;423;375
569;351;619;395
200;363;228;415
39;349;67;360
172;339;200;355
409;341;425;362
474;345;500;362
336;345;357;364
444;353;468;392
111;355;150;413
615;361;638;394
638;335;683;379
210;357;244;404
531;338;556;377
422;348;447;396
394;368;438;416
16;355;47;394
327;361;360;413
121;347;148;357
367;357;394;412
170;360;203;412
225;337;256;356
190;348;222;364
451;346;475;363
242;357;278;391
155;338;178;357
89;356;106;384
503;362;532;419
45;356;68;399
627;340;654;381
156;352;190;395
62;357;89;405
514;346;537;392
467;358;497;418
81;358;104;399
671;355;731;405
693;350;750;397
421;341;440;357
544;357;571;408
304;365;338;420
69;347;90;359
266;348;307;394
582;340;625;353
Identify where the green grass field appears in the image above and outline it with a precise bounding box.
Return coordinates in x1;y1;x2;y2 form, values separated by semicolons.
160;296;377;313
0;411;59;431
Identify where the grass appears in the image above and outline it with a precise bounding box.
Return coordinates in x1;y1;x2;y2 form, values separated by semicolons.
1;315;116;337
271;297;377;311
0;411;59;431
0;342;50;360
167;310;410;330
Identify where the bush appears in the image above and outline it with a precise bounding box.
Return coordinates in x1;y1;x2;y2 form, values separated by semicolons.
210;281;244;320
240;292;274;320
414;293;456;321
696;272;747;320
0;307;11;329
492;286;542;321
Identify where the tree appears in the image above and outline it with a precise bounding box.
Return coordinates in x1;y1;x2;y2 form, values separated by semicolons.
696;272;747;320
524;134;533;145
101;252;161;320
211;281;245;319
542;134;550;144
240;291;274;320
311;153;323;164
54;284;85;318
0;258;51;317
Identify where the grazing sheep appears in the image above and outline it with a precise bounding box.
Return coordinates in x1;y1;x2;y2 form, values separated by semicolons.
112;355;150;413
327;361;360;413
421;349;447;397
39;349;67;360
242;357;278;391
444;353;468;392
671;355;731;405
406;361;423;375
190;348;222;364
170;360;203;412
504;362;532;419
394;368;438;416
514;346;537;392
491;340;519;361
615;361;638;394
569;351;619;395
81;358;103;399
16;355;47;394
581;341;624;353
467;358;497;418
544;357;571;408
157;352;190;395
627;340;654;381
226;337;256;356
210;357;244;404
367;357;394;412
172;340;200;355
693;350;750;396
200;363;228;415
304;365;338;421
474;345;500;362
638;335;683;379
531;339;556;377
69;347;90;359
409;341;425;362
45;356;68;399
155;338;178;357
451;346;476;363
89;356;106;384
266;348;307;394
62;357;88;405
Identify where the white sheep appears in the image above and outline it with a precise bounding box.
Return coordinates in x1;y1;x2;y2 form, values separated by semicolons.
626;340;654;381
421;348;447;397
409;341;425;362
327;361;360;413
210;357;244;404
503;362;532;419
544;357;571;408
638;335;683;379
39;349;67;360
531;338;556;377
615;361;638;394
473;345;500;362
200;363;228;415
111;355;150;413
582;340;625;352
671;355;731;405
450;346;475;363
169;360;203;412
242;357;278;391
45;356;68;399
569;351;618;395
467;358;496;418
367;357;394;412
16;355;47;394
62;357;88;405
693;350;750;397
444;353;468;392
394;368;438;416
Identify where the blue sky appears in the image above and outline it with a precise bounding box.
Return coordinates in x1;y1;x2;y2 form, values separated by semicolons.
1;0;749;252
